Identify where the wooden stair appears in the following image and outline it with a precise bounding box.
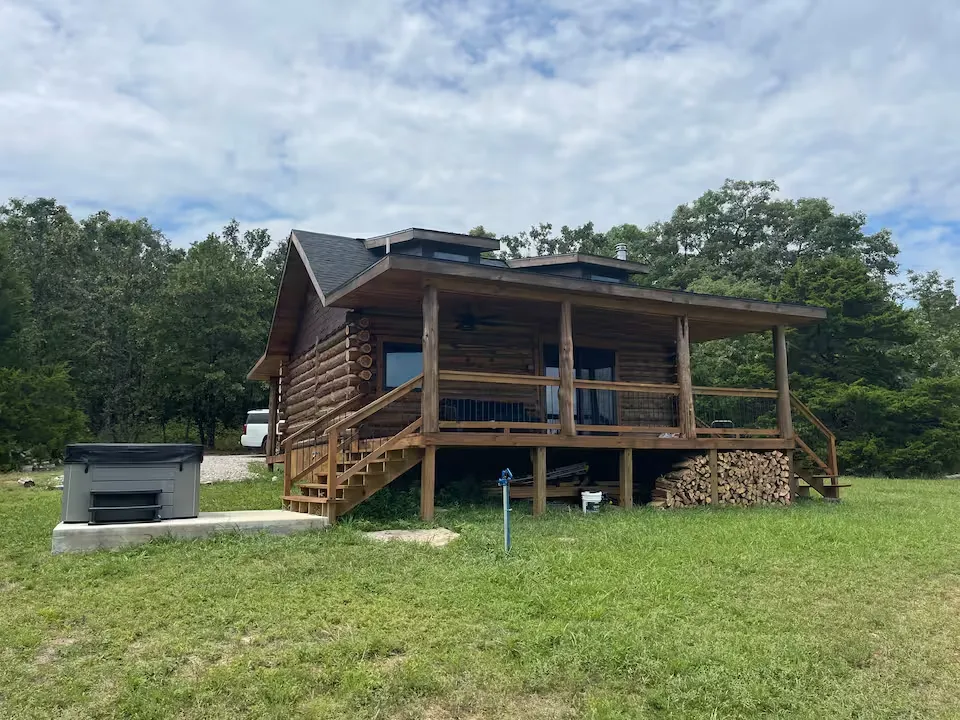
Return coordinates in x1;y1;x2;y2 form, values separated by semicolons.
283;446;424;518
794;457;849;500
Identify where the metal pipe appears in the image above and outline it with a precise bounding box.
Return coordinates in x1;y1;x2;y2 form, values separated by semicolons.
498;468;513;552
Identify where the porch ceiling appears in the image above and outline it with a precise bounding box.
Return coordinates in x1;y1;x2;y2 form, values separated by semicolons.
324;254;826;341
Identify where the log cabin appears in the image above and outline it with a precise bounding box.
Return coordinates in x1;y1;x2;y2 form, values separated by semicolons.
249;228;843;523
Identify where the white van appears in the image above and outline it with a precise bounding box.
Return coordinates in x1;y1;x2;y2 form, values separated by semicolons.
241;410;283;452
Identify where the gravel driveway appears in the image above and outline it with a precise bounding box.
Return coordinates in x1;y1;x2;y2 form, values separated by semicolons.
200;454;265;484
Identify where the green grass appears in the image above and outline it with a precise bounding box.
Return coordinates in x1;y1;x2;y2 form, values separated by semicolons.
2;475;960;719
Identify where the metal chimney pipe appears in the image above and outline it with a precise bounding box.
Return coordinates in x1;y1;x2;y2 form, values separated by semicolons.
615;243;627;261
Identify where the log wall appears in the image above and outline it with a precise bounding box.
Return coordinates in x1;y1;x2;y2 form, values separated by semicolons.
278;296;680;438
281;292;373;434
361;308;678;435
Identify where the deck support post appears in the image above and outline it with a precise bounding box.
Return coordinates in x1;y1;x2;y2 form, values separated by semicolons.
532;447;547;516
787;450;797;502
266;375;279;468
420;446;436;521
559;300;576;436
709;447;719;506
676;315;696;438
422;285;439;434
619;448;633;508
774;325;793;440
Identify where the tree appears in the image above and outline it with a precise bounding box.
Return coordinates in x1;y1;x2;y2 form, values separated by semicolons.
151;221;275;448
778;256;916;389
0;231;31;367
0;365;87;468
903;271;960;378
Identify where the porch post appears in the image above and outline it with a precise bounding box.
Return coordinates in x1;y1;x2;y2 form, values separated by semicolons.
266;375;279;469
420;446;436;521
559;300;576;436
774;325;793;439
709;448;719;505
532;447;547;516
676;315;696;438
422;285;439;434
619;449;633;508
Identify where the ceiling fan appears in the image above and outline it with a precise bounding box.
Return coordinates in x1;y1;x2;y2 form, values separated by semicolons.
454;307;506;331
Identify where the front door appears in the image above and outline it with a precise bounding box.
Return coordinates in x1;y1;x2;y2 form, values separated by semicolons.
543;345;617;426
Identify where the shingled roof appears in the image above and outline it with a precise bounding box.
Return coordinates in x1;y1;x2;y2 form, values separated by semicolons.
291;229;377;297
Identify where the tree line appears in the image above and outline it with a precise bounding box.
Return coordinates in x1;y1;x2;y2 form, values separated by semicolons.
2;180;959;475
0;198;282;467
475;180;960;477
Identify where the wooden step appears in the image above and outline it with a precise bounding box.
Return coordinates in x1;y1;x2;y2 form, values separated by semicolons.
296;483;369;494
283;494;328;504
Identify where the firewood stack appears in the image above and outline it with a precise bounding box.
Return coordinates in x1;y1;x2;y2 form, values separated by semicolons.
651;450;792;508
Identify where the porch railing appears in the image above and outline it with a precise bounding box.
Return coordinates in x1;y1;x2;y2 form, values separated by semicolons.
436;370;781;437
692;387;780;437
790;392;839;477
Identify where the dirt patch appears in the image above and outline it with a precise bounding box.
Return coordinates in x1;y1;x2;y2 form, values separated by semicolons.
364;528;460;547
422;694;576;720
35;637;77;665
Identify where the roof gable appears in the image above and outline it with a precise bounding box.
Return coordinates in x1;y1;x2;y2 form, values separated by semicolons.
292;229;378;298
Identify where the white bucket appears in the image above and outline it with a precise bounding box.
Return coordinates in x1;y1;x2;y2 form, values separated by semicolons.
581;491;603;513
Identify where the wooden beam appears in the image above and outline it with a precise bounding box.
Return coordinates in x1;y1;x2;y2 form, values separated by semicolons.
532;447;547;516
422;432;796;450
709;448;719;506
266;376;279;468
420;445;436;521
575;379;680;394
324;253;829;325
619;449;633;509
693;386;778;398
676;315;696;439
559;300;576;436
774;325;793;439
787;450;797;502
326;427;339;524
422;285;439;434
438;369;560;386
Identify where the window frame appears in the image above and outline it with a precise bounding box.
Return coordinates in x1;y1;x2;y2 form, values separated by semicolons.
380;340;424;391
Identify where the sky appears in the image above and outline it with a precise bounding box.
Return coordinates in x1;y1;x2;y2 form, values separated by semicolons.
1;0;959;281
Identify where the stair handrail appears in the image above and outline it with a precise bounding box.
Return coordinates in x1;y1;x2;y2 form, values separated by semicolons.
327;373;424;434
790;392;839;476
335;416;423;489
282;395;363;451
325;373;425;505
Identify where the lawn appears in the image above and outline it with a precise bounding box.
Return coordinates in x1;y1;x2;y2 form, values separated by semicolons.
1;471;959;719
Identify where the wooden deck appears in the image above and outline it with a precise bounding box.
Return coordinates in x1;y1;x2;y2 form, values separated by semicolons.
273;285;841;522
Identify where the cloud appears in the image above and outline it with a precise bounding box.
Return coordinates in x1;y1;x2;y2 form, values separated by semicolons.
1;0;959;279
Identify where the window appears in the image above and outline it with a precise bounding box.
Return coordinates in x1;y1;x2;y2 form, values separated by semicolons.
246;412;268;425
543;345;616;426
589;273;622;283
432;250;473;262
383;342;422;389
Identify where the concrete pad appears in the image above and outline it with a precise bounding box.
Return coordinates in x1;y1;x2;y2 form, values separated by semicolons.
363;528;460;547
51;510;328;554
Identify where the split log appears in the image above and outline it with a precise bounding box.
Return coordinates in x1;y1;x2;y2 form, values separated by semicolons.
650;450;791;508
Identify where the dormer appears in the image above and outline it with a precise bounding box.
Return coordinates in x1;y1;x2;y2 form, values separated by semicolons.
364;228;500;264
506;253;649;284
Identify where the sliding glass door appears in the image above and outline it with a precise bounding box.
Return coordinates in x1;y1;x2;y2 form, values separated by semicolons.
543;345;617;426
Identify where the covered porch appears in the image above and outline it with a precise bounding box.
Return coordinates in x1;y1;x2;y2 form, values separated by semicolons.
275;256;837;521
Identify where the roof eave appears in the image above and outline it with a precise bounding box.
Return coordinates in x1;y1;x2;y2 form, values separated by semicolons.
324;254;827;324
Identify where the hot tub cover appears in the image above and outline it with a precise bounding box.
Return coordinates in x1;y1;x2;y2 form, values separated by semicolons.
64;444;204;465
